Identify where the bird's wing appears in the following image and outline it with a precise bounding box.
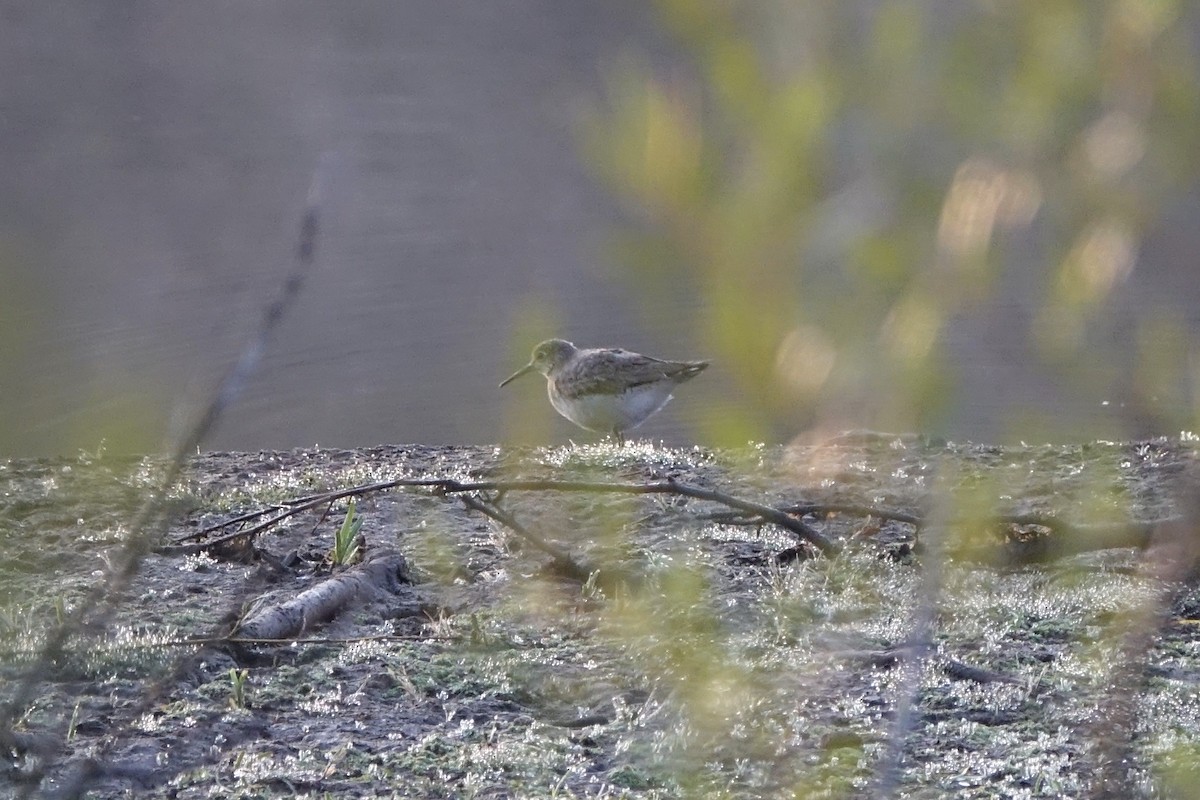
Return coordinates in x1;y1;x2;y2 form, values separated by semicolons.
558;350;708;398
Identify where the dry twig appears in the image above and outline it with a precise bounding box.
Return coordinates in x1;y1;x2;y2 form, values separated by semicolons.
173;476;840;559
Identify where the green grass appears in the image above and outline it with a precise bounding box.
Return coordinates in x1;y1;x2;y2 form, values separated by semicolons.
330;499;363;566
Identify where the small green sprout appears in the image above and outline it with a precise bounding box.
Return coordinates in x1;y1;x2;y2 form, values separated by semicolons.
331;499;364;566
228;668;250;709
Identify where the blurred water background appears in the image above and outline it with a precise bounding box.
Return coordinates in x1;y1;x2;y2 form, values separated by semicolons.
3;1;1200;456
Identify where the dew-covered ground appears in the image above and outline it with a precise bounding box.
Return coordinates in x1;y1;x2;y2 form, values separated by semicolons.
1;438;1198;798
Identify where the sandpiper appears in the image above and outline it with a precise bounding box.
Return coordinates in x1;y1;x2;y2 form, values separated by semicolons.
500;338;709;444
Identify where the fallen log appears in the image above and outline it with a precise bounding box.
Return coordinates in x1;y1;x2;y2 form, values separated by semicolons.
235;551;410;640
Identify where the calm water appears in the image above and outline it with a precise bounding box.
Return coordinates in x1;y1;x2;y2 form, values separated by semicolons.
2;2;1198;457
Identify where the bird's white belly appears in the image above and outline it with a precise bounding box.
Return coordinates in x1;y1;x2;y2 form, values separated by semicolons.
548;383;675;433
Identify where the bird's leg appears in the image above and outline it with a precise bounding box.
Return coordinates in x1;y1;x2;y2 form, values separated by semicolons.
612;428;625;447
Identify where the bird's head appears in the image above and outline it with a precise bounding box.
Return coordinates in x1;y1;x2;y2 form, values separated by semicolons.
499;339;577;386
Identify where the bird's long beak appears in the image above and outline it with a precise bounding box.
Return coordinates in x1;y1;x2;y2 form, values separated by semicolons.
499;362;535;388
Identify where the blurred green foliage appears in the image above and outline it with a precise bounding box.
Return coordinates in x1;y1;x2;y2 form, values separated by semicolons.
0;254;164;457
583;0;1200;444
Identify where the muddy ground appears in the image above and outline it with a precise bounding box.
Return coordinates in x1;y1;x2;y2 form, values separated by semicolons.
1;438;1199;798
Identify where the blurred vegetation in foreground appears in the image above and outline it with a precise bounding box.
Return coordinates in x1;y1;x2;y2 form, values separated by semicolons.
576;0;1200;446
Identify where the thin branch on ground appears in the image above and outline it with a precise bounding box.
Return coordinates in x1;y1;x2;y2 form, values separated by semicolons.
170;476;840;557
178;473;1170;568
0;633;452;661
175;478;407;544
780;502;924;526
177;503;289;542
456;494;594;582
707;502;1161;564
844;649;1020;684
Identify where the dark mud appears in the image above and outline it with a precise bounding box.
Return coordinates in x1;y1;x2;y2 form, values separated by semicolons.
1;438;1198;798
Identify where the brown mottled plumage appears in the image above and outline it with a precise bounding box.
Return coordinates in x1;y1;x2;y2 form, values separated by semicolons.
500;339;708;443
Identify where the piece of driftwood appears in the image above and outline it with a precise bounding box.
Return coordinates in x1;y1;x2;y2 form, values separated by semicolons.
235;551;410;640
